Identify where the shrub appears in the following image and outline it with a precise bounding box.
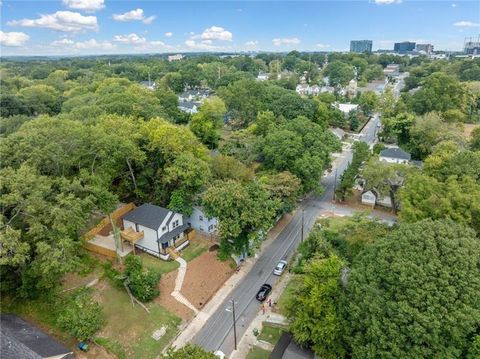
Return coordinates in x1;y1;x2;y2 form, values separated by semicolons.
57;288;105;341
124;256;160;302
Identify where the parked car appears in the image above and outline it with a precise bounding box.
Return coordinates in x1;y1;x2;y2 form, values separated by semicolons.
273;260;288;276
214;350;225;359
256;284;272;302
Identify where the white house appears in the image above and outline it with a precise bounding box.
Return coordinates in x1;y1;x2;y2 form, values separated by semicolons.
295;84;309;95
257;72;270;81
178;89;210;103
178;101;200;114
334;103;359;116
168;54;184;62
139;80;156;91
186;206;218;235
122;204;190;260
383;64;400;77
379;147;411;164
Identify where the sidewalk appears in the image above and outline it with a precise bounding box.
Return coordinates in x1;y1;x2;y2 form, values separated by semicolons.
169;212;295;350
230;273;291;359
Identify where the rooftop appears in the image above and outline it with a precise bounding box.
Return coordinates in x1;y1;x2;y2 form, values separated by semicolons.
380;147;411;160
122;203;171;230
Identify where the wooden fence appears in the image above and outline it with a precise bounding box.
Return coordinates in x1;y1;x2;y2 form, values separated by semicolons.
83;203;136;242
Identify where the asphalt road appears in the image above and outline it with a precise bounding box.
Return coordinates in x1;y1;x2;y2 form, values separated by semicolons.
192;115;381;355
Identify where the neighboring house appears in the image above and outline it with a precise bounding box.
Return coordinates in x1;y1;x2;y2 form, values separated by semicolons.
295;84;320;96
178;89;210;102
168;54;184;62
379;147;411;164
271;332;315;359
256;72;270;81
122;203;190;260
320;85;335;94
333;103;359;116
178;101;200;114
361;189;393;208
309;84;320;95
1;314;74;359
347;79;357;96
383;64;400;77
139;80;156;91
186;206;218;235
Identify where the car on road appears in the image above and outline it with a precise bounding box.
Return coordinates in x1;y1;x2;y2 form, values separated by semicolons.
255;284;272;302
273;260;288;276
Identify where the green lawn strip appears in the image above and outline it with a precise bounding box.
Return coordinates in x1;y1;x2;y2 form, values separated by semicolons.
98;283;181;359
246;346;271;359
140;254;179;275
180;240;210;262
258;323;286;345
94;337;126;359
276;275;303;316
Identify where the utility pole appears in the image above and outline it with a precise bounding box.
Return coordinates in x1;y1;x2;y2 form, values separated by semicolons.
332;168;338;202
301;209;305;242
231;300;237;350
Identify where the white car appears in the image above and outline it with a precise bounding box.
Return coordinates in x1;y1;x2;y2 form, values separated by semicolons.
273;260;288;276
214;350;225;359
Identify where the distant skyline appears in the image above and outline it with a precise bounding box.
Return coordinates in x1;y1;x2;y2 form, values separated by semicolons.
1;0;479;56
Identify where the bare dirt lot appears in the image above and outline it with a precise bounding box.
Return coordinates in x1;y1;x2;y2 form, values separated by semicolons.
182;249;235;310
157;269;194;321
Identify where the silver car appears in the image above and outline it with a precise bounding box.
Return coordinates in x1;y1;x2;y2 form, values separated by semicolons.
273;260;288;275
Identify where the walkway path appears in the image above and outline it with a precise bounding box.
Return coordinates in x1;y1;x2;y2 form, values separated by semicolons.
171;257;199;315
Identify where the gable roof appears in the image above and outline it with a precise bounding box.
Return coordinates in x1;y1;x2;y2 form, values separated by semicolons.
380;147;411;160
178;101;199;109
122;204;171;230
1;314;73;359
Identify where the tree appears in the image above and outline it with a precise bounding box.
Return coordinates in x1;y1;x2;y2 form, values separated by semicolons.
202;180;278;257
57;288;105;341
287;255;347;359
123;256;160;302
18;84;60;115
189;97;226;148
471;126;480;151
324;61;355;87
163;344;216;359
362;64;384;82
361;157;414;213
345;220;480;358
260;171;301;215
210;154;254;182
358;91;378;117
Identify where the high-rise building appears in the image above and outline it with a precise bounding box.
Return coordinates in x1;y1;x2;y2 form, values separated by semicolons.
464;36;480;55
394;41;416;53
350;40;373;53
416;43;434;54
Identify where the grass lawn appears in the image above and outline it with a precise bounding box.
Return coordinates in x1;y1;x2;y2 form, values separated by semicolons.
258;323;286;346
140;253;179;275
96;282;181;359
276;275;303;315
246;346;271;359
181;239;210;262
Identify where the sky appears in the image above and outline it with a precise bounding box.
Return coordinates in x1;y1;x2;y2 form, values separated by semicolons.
0;0;479;56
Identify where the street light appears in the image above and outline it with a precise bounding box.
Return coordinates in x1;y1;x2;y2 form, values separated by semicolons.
226;300;237;350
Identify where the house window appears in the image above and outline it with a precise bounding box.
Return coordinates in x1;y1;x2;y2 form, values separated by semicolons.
200;226;204;231
208;225;214;232
173;220;179;229
199;215;203;221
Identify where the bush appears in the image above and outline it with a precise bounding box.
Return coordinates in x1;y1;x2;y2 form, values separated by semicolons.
124;256;160;302
57;288;105;341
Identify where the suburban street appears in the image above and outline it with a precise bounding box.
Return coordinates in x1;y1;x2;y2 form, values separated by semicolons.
192;114;385;355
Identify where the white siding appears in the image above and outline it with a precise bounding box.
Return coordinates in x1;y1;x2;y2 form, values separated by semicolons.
168;212;183;231
361;191;376;206
123;219;136;231
379;156;407;164
135;226;159;253
187;207;218;234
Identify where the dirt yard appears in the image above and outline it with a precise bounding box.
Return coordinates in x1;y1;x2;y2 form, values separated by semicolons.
157;270;194;321
181;249;235;310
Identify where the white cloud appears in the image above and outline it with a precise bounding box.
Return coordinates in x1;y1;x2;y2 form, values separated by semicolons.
134;40;173;52
454;20;479;27
451;3;457;7
316;43;331;49
373;0;402;4
193;26;233;41
62;0;104;12
51;38;74;46
0;31;29;47
185;39;222;50
164;32;173;37
73;38;116;50
245;40;259;47
7;11;98;33
113;33;147;45
272;37;300;46
112;9;156;24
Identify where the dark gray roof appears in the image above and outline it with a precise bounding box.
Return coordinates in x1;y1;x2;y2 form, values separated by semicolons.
1;314;73;359
178;101;199;109
122;204;170;230
158;223;189;244
380;147;411;160
271;332;314;359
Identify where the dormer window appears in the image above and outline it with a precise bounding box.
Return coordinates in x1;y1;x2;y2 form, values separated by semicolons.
173;220;179;229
